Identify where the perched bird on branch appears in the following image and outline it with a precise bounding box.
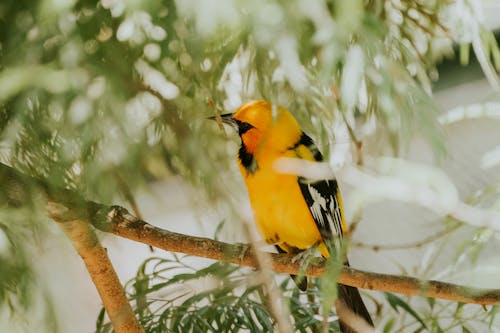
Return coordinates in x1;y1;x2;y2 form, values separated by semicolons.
212;100;373;332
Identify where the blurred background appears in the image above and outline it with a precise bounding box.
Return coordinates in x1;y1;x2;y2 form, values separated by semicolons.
1;0;500;332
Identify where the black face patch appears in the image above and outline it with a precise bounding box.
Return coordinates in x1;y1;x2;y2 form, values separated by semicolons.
238;143;258;174
235;120;258;173
235;120;253;136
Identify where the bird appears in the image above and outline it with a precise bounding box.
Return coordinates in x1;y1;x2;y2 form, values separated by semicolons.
212;100;373;332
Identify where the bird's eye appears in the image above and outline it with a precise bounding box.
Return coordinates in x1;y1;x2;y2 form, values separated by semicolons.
236;121;254;135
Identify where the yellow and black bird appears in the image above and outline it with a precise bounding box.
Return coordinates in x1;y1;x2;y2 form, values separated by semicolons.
213;100;373;332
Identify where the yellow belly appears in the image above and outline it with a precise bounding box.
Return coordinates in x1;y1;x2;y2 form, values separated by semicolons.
241;160;322;251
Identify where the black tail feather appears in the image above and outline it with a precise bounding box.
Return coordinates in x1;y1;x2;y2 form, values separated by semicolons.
291;274;308;291
275;245;308;290
274;244;372;330
337;284;373;333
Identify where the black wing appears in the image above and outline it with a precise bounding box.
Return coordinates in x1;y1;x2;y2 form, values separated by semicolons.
294;133;344;252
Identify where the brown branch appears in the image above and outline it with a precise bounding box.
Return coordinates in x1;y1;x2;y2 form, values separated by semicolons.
0;162;498;308
48;202;144;333
0;162;144;332
113;169;154;252
90;204;499;306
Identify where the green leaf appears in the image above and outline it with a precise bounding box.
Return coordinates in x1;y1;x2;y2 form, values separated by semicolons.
470;228;494;263
426;297;435;310
462;325;472;333
383;317;395;333
385;293;427;329
320;256;341;315
459;43;470;66
454;302;465;317
213;219;226;240
253;305;274;331
488;32;500;71
489;305;499;329
95;306;113;333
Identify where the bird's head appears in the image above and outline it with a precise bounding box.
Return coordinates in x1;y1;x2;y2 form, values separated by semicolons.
211;100;301;154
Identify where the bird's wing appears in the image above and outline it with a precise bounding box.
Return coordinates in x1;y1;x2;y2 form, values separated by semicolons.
292;133;345;253
298;178;344;246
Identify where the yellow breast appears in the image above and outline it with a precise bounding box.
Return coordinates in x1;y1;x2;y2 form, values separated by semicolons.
240;151;322;251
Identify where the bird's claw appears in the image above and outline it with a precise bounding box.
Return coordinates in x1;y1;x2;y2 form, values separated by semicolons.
291;246;317;264
237;243;251;262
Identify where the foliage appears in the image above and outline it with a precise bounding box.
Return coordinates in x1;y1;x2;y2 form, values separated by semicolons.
0;211;35;313
96;256;342;333
96;254;500;333
0;203;59;332
0;0;465;200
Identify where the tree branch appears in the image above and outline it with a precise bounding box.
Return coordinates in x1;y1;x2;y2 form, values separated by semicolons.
48;201;144;333
91;204;499;305
0;164;143;332
0;162;498;307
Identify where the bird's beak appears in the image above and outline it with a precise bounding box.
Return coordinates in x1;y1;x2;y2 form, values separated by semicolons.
208;113;237;130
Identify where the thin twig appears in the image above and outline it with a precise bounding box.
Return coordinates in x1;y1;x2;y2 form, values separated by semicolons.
352;223;462;251
340;111;364;166
241;220;294;333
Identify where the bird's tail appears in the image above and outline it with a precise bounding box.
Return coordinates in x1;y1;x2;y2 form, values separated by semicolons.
337;284;373;333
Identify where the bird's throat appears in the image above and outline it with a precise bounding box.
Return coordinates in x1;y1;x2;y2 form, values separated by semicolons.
238;143;258;174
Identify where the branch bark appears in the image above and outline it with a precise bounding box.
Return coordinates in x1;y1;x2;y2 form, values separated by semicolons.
49;201;144;333
0;162;498;308
94;204;499;305
0;163;143;332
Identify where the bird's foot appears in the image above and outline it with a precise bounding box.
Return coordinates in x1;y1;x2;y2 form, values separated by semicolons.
236;243;251;262
291;246;318;264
